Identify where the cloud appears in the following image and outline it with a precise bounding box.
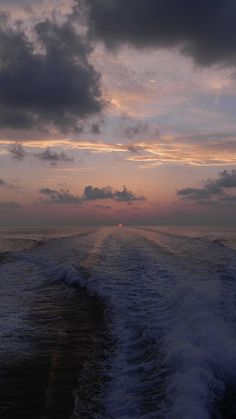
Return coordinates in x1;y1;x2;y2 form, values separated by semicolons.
114;185;145;201
39;184;145;204
94;204;112;209
0;14;104;132
39;188;83;205
8;143;74;164
85;0;236;67
5;134;236;166
218;195;236;204
83;185;145;201
126;136;236;166
117;115;151;140
0;177;19;189
123;121;149;139
90;122;101;134
177;187;218;201
83;185;113;200
34;147;74;164
69;134;236;166
9;142;26;160
211;169;236;188
126;143;141;153
0;201;22;209
177;170;236;205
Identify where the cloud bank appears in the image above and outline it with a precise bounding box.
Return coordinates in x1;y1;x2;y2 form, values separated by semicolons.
177;170;236;205
40;185;145;204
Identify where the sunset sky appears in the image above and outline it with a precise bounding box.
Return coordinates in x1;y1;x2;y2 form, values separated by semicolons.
0;0;235;226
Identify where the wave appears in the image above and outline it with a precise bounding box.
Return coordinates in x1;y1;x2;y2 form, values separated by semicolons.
3;227;236;418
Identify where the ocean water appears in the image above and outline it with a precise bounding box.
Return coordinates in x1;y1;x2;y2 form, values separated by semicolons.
0;225;236;419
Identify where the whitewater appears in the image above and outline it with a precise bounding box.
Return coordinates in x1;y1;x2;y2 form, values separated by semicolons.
0;226;236;419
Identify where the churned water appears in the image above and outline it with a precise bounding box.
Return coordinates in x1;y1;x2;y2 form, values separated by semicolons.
0;226;236;418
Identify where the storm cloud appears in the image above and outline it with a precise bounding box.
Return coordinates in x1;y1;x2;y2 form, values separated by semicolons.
0;14;104;132
85;0;236;67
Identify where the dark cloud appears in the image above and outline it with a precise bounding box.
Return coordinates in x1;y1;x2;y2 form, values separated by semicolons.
83;185;114;200
177;187;218;201
212;169;236;188
90;122;101;134
0;14;104;132
219;195;236;204
177;170;236;205
117;115;159;142
9;143;74;164
114;185;145;202
34;147;74;164
39;185;145;204
83;185;145;201
126;143;141;153
39;188;83;205
9;142;26;160
0;177;18;189
84;0;236;67
0;201;22;209
123;121;149;139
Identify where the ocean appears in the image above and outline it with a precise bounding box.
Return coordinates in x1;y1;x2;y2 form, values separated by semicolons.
0;226;236;419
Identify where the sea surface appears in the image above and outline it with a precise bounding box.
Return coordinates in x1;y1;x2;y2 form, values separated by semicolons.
0;225;236;419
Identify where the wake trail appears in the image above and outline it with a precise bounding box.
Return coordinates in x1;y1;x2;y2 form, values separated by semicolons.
0;228;112;419
76;228;236;418
5;227;236;418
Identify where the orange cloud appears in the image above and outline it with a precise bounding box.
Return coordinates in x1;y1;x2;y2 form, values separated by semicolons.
1;135;236;167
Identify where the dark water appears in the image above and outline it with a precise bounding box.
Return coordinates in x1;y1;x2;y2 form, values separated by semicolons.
0;226;236;418
0;285;110;419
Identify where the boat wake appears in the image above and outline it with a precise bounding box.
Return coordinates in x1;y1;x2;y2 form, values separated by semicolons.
1;227;236;418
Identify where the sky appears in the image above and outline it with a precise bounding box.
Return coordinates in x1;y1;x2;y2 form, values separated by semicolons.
0;0;235;226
